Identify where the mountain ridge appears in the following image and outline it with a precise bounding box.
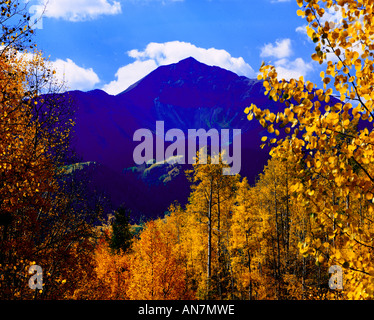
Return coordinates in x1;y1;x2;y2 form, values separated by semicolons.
65;57;285;218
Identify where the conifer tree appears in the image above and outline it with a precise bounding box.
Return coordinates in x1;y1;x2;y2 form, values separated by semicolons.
109;205;133;254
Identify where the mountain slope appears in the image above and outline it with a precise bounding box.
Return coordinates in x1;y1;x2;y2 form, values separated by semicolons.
66;57;286;218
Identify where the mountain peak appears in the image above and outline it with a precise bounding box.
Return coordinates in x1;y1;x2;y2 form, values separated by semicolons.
69;56;284;217
177;56;200;65
170;56;233;75
118;57;243;96
168;56;210;73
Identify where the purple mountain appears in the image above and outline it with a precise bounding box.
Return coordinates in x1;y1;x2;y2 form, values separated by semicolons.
66;57;286;218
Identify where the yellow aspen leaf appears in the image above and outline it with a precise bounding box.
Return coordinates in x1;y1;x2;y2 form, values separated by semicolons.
323;77;331;85
306;82;314;91
297;9;304;16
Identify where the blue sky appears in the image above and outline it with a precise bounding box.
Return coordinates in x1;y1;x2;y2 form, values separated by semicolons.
27;0;326;94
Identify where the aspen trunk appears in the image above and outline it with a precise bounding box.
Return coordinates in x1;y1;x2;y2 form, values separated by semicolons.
217;188;222;300
207;176;213;299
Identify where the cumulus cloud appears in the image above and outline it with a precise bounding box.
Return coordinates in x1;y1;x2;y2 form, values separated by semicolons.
103;41;255;95
260;38;313;80
273;58;313;80
12;48;100;91
51;58;100;91
103;60;158;96
295;25;308;35
260;38;292;60
28;0;186;22
34;0;121;22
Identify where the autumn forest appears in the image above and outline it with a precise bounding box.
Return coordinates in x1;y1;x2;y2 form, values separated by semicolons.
2;0;374;300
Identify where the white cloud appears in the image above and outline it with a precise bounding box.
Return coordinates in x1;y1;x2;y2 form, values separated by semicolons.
273;57;313;80
51;58;100;91
259;38;313;80
12;48;100;91
260;38;292;59
102;60;158;96
295;25;307;35
103;41;255;95
36;0;121;22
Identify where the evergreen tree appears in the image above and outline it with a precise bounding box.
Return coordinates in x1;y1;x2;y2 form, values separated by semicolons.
109;205;133;254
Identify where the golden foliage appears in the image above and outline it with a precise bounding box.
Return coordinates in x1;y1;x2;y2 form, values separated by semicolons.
248;0;374;300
